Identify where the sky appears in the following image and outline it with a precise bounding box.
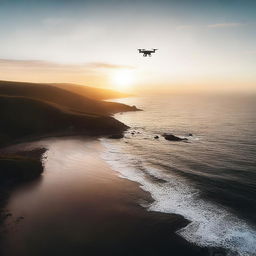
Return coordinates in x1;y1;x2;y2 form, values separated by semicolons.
0;0;255;93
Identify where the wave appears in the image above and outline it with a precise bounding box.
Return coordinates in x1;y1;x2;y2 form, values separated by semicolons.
100;138;256;256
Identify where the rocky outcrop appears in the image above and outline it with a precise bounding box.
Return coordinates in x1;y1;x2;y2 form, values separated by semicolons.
162;134;188;141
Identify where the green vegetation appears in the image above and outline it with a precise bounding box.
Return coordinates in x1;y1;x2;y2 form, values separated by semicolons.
0;95;128;145
0;80;138;115
0;80;140;146
0;80;136;189
0;80;136;230
0;151;44;223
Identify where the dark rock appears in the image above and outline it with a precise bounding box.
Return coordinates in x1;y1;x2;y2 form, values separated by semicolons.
131;105;142;111
108;134;124;139
162;133;188;141
131;132;135;135
188;133;193;136
154;135;159;139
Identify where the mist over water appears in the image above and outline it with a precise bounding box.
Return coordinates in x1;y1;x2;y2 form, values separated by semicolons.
101;94;256;255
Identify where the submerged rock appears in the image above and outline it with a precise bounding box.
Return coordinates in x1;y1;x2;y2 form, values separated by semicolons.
162;133;188;141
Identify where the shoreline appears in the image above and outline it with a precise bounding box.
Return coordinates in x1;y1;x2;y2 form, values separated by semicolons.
0;128;128;149
0;137;212;256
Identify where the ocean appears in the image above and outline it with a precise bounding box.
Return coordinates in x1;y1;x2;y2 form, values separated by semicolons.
101;94;256;256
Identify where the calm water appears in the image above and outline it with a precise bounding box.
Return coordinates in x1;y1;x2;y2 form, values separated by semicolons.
101;94;256;256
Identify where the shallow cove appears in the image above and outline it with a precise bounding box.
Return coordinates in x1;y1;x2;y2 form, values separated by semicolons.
0;137;207;256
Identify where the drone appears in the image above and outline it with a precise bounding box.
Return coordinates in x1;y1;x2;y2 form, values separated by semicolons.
138;48;158;57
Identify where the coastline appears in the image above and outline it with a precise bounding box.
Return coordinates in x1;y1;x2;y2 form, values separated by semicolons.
0;137;210;256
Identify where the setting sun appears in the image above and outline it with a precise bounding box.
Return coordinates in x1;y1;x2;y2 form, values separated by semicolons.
111;69;136;90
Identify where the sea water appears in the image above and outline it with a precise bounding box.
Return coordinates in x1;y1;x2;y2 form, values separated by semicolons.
101;93;256;256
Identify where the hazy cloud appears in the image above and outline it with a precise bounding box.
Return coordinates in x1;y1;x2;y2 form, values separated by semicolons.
0;59;133;70
176;22;243;30
207;23;243;28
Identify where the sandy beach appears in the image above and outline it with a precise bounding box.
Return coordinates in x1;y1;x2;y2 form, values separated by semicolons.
0;137;208;256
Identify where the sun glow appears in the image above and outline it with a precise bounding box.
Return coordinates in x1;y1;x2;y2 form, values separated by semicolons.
111;69;136;91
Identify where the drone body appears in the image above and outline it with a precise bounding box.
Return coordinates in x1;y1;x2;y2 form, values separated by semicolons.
138;48;158;57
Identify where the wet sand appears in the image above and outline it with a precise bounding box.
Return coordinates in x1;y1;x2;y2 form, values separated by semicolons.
1;137;208;256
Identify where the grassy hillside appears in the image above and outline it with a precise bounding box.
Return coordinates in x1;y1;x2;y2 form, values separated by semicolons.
0;154;43;184
0;95;128;146
0;81;139;115
52;83;130;100
0;82;134;225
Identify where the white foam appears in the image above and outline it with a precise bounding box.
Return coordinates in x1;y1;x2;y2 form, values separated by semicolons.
100;138;256;256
